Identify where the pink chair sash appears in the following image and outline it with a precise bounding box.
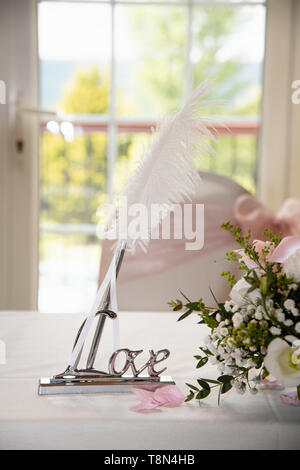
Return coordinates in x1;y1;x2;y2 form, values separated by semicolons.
234;194;300;240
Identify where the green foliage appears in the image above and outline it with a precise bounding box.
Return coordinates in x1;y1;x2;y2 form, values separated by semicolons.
185;375;233;406
61;65;109;114
41;66;110;228
128;6;250;116
169;223;300;405
220;270;237;288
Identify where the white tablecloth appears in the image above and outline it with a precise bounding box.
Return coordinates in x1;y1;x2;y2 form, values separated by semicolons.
0;311;299;450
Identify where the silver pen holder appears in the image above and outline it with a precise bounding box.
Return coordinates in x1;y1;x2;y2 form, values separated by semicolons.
38;243;175;395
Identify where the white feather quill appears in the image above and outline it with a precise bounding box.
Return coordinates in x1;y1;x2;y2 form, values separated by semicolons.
68;81;218;368
115;80;218;251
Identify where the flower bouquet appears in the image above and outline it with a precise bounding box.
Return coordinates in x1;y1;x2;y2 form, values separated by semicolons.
169;222;300;406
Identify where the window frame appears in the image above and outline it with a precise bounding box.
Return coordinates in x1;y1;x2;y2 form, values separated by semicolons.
1;0;274;311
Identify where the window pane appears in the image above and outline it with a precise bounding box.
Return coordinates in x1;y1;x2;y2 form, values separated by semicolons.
115;133;150;195
38;2;111;112
39;232;101;313
115;5;187;117
39;130;107;313
38;2;111;313
191;5;265;114
191;5;265;192
195;134;257;193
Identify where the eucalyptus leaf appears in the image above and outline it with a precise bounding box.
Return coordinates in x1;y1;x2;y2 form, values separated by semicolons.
197;357;208;368
186;383;199;392
217;375;233;383
197;379;210;390
185;392;195;402
196;388;210;400
221;382;232;394
177;309;192;321
199;378;221;385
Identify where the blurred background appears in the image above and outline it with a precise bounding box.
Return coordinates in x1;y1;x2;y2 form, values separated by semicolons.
0;0;300;313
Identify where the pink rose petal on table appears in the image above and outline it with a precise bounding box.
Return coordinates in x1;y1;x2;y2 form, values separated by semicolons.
130;385;185;413
130;401;161;412
132;388;154;401
130;387;160;412
154;385;185;407
280;391;300;406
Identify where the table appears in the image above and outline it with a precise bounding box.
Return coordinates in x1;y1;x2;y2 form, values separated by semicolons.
0;311;299;450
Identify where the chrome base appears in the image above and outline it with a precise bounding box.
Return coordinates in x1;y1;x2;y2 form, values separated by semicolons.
38;375;175;395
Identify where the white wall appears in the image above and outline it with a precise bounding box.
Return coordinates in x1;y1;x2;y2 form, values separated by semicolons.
0;0;39;309
258;0;300;210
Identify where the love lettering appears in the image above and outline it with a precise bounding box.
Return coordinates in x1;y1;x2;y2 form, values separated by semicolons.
108;348;170;378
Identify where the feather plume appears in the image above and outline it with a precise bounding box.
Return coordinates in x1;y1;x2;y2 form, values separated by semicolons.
113;81;219;251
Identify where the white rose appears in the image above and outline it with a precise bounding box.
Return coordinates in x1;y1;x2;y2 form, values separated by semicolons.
264;338;300;387
230;278;260;307
283;249;300;282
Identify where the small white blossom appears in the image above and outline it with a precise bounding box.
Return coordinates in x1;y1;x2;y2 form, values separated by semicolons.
291;307;299;317
224;300;232;312
289;284;298;291
270;326;281;336
275;309;285;322
232;349;242;359
234;380;246;394
284;319;294;327
220;327;228;337
259;320;268;329
284;299;295;311
295;322;300;334
232;312;243;328
254;310;263;320
231;304;240;313
216;313;221;322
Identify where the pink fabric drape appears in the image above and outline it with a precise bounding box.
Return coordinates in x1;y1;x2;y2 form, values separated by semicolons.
234;194;300;239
